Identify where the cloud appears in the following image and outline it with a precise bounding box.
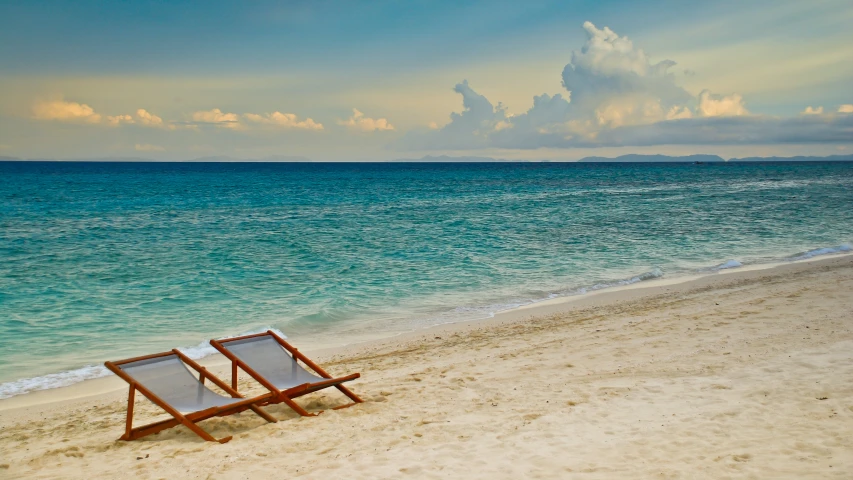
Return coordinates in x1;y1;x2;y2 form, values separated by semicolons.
136;109;166;128
188;108;325;131
697;90;748;117
33;100;176;130
338;108;394;132
459;113;852;149
33;99;102;123
399;21;706;150
109;108;179;129
595;97;665;127
593;114;853;147
398;81;507;149
561;21;692;124
802;106;824;115
107;114;134;126
32;100;325;133
666;106;693;120
243;111;323;130
191;108;242;129
397;21;848;151
134;143;165;152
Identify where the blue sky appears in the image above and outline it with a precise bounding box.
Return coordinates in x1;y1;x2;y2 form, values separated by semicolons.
1;0;851;160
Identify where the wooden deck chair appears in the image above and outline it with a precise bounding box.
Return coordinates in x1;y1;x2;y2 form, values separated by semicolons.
209;330;363;417
104;349;277;443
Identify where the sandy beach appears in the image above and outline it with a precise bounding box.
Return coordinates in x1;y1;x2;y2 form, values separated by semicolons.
1;255;852;479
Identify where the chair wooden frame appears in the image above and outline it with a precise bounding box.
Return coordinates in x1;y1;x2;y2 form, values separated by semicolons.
210;330;363;417
104;349;277;443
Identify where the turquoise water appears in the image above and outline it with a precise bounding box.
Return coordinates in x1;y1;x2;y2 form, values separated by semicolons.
1;161;852;398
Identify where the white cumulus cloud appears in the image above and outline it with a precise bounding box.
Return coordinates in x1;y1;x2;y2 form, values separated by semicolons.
396;21;790;151
401;80;508;149
109;108;176;129
666;106;693;120
244;111;324;130
107;114;134;126
191;108;242;129
136;109;166;128
697;91;748;117
561;21;692;124
338;108;395;132
839;104;853;113
802;106;824;115
33;99;102;123
33;100;176;130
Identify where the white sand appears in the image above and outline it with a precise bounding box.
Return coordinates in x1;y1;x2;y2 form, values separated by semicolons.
1;255;852;479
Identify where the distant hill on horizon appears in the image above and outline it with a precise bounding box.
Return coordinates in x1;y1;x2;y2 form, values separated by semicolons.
728;154;853;162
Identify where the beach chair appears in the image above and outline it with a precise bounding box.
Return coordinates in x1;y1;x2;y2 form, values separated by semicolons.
210;330;363;417
104;349;277;443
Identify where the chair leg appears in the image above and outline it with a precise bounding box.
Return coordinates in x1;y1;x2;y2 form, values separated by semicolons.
231;361;238;391
281;396;321;417
178;417;231;443
122;385;135;441
250;404;278;423
335;384;364;404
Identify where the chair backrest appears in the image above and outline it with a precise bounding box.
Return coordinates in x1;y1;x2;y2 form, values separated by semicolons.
118;354;238;413
222;335;321;389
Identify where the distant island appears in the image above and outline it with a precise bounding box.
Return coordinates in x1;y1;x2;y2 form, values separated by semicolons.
727;154;853;163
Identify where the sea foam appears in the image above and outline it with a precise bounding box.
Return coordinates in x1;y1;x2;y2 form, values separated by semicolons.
0;365;112;401
574;268;664;295
789;244;852;261
710;260;744;271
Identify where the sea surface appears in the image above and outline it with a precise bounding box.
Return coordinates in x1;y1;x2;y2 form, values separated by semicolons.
1;161;852;398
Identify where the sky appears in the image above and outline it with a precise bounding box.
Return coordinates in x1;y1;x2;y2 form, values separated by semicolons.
1;0;852;161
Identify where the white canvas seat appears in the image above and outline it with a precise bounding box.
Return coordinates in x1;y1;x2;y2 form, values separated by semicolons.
220;336;324;390
210;330;363;417
105;349;276;443
119;354;246;413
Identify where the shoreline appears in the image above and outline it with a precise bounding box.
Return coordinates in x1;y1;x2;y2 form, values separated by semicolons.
1;244;849;402
2;251;850;414
2;253;852;478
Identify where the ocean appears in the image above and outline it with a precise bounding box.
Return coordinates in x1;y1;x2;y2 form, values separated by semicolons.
1;161;851;398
